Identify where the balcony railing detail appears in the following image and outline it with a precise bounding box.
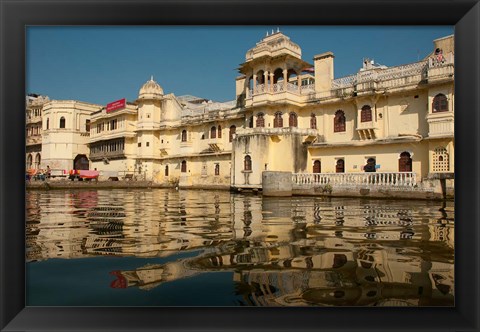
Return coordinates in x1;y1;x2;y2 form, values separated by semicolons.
292;172;417;188
237;127;318;137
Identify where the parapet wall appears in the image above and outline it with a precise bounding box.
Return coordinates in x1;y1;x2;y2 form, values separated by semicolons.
262;171;453;200
262;171;293;197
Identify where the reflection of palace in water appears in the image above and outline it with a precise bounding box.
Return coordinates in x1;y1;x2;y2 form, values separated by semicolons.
26;190;454;306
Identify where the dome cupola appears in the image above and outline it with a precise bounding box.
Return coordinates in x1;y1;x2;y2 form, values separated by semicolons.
138;76;164;99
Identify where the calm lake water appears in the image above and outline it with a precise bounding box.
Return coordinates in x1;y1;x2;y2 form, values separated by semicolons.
26;189;454;307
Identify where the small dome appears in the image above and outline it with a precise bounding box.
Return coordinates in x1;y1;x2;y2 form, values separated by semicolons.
138;77;164;99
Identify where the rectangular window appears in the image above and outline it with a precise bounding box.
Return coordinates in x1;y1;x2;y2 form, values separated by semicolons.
138;142;141;147
146;142;150;147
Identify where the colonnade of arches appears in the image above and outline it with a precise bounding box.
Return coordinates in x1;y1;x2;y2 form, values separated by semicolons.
26;153;41;170
248;68;303;94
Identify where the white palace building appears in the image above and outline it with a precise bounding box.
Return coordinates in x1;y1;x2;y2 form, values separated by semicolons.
26;32;454;197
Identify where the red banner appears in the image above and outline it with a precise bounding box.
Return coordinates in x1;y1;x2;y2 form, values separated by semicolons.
106;98;126;113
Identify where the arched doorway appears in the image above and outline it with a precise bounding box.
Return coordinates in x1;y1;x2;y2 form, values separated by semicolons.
313;160;321;173
399;152;412;172
74;154;90;170
336;159;345;173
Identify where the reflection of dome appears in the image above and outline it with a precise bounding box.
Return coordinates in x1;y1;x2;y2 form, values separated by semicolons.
138;76;164;99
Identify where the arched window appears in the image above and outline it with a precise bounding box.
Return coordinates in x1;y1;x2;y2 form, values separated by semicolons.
86;119;91;132
181;160;187;173
336;159;345;173
256;70;265;85
35;154;41;169
310;114;317;129
210;126;216;139
229;125;236;142
433;94;448;113
361;105;372;122
244;155;252;171
256;113;265;127
399;152;412;172
215;164;220;176
181;130;187;142
59;116;66;129
334;110;346;132
27;154;33;170
217;125;222;138
274;112;283;128
364;158;376;172
165;165;169;176
289;112;298;127
46;118;49;130
273;68;284;84
313;160;321;173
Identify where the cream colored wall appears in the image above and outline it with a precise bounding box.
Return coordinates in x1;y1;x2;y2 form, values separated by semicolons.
233;134;270;186
381;92;429;138
318;103;357;143
154;156;231;186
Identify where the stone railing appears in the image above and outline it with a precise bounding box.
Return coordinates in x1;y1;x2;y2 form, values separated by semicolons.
237;127;318;137
331;61;428;90
292;172;417;187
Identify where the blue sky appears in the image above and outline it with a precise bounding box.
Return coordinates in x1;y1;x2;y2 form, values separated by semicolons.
27;26;453;105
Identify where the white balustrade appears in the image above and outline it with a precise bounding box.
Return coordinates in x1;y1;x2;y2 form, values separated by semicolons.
255;84;265;94
292;172;417;188
300;84;315;94
286;82;299;93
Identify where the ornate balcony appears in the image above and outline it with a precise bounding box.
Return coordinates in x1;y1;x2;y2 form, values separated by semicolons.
246;83;315;107
26;135;42;146
89;150;126;161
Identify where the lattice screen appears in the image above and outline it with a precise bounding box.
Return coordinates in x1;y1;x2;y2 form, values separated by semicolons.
433;147;450;172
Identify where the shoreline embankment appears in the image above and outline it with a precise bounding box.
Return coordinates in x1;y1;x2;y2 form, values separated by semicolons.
26;179;453;201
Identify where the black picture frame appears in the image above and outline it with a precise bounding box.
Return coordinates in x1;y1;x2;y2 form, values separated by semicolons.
1;0;479;331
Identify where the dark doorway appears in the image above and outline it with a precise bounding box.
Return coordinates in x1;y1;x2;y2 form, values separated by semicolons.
74;154;89;170
399;152;412;172
313;160;321;173
336;159;345;173
364;158;376;172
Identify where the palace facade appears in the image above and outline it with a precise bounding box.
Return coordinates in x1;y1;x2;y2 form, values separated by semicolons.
28;32;454;192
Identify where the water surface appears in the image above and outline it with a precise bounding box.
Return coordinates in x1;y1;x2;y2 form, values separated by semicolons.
26;189;454;306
